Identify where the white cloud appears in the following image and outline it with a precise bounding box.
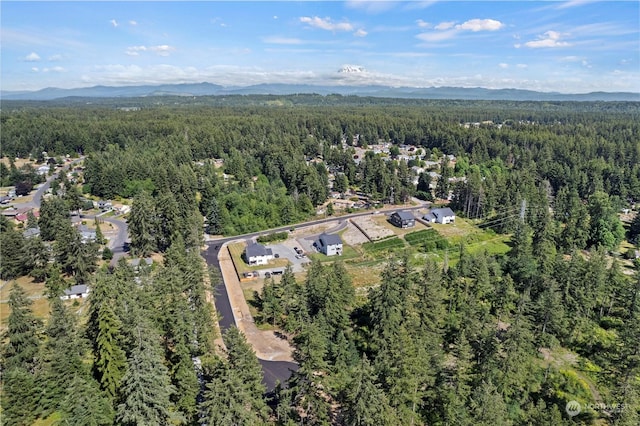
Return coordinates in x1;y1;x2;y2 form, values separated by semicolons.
110;19;118;27
499;63;509;69
416;19;430;28
516;64;528;69
560;55;582;62
24;52;41;62
32;67;39;72
354;29;368;37
48;54;63;61
522;31;570;48
457;19;504;32
263;36;303;45
418;18;505;44
435;21;456;30
125;46;147;56
129;20;138;26
416;29;458;42
125;45;175;57
300;16;354;32
42;66;65;73
149;45;175;56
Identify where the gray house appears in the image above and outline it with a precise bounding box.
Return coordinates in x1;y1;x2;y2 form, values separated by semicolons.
390;211;415;228
61;284;90;300
244;242;274;265
424;207;456;224
318;233;343;256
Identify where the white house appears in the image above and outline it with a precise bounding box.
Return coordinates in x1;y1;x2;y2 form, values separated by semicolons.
244;242;274;265
61;284;90;300
423;207;456;224
318;233;343;256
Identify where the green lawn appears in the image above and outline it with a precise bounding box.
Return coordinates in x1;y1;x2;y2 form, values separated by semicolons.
308;244;361;262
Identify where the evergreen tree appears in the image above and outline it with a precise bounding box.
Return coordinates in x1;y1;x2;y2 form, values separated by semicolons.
94;220;105;245
587;191;625;249
200;328;269;424
342;355;395;426
469;380;512;426
0;284;42;425
116;320;179;426
60;374;114;426
93;303;127;399
40;298;88;416
629;212;640;245
128;190;157;257
38;196;70;241
3;283;42;370
435;157;451;200
0;226;28;279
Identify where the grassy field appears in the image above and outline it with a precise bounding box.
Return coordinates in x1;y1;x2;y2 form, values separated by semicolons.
372;215;429;237
227;242;290;275
0;276;88;329
308;244;361;262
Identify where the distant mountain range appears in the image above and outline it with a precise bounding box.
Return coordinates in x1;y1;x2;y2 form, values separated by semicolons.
2;82;638;102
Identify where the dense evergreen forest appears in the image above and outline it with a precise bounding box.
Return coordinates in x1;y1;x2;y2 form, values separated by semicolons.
1;97;639;425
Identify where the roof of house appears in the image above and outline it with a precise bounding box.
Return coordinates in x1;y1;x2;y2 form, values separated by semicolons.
128;257;153;267
245;242;273;258
393;211;415;221
63;284;89;296
23;227;41;238
423;213;436;221
432;207;455;217
319;233;342;246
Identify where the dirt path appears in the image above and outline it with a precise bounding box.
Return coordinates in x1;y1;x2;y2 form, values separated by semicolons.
218;245;294;362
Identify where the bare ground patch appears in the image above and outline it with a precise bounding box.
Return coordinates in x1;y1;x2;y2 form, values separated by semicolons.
351;216;395;241
341;222;370;245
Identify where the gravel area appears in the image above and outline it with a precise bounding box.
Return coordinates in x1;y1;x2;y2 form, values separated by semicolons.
341;221;370;245
351;215;395;241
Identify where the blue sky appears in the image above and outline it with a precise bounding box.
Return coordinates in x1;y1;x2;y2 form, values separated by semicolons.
2;1;638;93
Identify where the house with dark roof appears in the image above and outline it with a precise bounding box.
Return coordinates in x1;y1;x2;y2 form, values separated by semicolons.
390;211;415;228
423;207;456;224
60;284;90;300
317;233;343;256
244;242;274;265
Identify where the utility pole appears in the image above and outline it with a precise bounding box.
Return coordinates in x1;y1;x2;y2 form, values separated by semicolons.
520;199;527;222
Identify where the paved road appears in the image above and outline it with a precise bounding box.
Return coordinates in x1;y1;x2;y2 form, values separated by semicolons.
10;157;84;211
79;213;130;266
202;244;298;391
206;202;428;245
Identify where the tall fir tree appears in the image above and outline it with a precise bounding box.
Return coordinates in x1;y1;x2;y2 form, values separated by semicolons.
116;319;179;426
128;190;157;257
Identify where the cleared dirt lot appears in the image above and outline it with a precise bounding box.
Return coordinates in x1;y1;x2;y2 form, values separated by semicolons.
341;221;370;245
350;215;396;240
